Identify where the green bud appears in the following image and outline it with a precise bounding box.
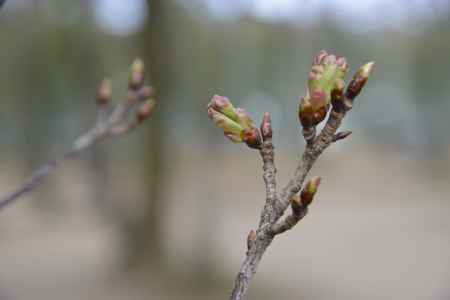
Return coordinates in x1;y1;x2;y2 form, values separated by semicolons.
300;51;348;127
235;108;254;130
208;107;243;141
129;58;145;90
208;95;261;148
300;176;321;206
208;95;239;121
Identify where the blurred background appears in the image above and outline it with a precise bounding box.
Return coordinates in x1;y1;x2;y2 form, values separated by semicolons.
0;0;450;299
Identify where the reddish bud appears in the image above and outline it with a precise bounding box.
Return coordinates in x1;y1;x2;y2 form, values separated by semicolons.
136;99;156;123
260;112;272;141
247;230;257;250
97;79;111;106
345;62;374;100
241;128;262;149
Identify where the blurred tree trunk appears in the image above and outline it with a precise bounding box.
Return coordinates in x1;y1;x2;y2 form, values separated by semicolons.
125;0;173;267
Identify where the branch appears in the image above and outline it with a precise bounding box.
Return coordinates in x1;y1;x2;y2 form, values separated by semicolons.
207;51;374;300
0;59;156;211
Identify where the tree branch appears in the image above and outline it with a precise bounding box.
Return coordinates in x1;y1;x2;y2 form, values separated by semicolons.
208;52;375;300
0;59;156;211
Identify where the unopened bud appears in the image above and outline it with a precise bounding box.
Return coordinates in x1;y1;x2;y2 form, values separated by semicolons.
129;58;145;90
208;95;261;148
208;107;243;142
345;62;374;100
235;108;254;130
300;51;348;127
208;95;239;121
300;176;321;206
290;195;303;215
260;112;272;141
247;230;257;250
97;79;111;106
136;99;156;123
333;130;352;142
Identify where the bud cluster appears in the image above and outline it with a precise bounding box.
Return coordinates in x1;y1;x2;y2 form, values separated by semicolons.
299;51;348;127
207;95;262;149
299;51;374;127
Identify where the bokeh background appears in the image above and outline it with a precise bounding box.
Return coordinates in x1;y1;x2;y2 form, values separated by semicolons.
0;0;450;299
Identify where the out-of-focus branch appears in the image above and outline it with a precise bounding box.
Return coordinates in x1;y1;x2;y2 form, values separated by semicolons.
0;59;156;210
207;51;374;300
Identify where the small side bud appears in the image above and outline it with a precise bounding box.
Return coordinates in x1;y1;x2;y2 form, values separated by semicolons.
345;62;374;100
300;176;321;206
333;130;352;142
242;128;262;149
247;230;257;250
298;97;314;127
129;58;145;90
136;99;157;123
260;112;272;141
290;195;303;215
97;79;111;106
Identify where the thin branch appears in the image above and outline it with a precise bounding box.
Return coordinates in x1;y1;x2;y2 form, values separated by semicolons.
210;52;375;300
0;59;156;211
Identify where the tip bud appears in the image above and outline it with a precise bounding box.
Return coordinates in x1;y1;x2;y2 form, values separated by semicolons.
129;58;145;90
136;99;156;123
300;176;321;206
300;51;347;127
260;112;272;141
97;79;112;106
360;61;375;78
208;94;261;149
345;61;374;100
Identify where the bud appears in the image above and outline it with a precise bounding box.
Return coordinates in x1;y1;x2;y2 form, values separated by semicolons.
129;58;145;90
333;130;352;142
208;107;243;142
97;79;111;106
136;99;156;123
260;112;272;141
241;128;262;149
207;95;260;148
138;85;154;99
235;108;254;130
345;62;374;100
299;51;348;127
300;176;321;206
290;194;303;215
247;230;257;250
299;96;327;127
